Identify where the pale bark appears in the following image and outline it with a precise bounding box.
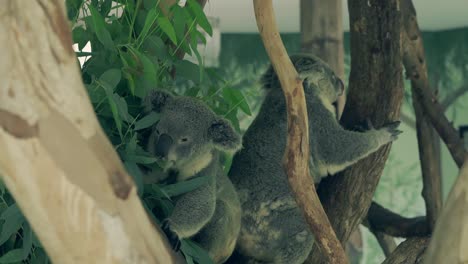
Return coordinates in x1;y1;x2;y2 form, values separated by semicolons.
424;158;468;264
253;0;348;263
0;1;180;263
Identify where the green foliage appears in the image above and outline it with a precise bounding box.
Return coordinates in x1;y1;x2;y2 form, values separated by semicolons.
0;0;250;263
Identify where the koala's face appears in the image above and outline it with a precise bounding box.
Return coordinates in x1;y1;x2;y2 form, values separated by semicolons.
144;91;241;173
152;99;214;170
291;54;344;105
262;54;344;106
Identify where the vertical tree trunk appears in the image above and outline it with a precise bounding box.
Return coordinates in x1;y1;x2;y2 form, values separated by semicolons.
0;1;180;263
300;0;345;118
300;1;362;262
307;0;404;262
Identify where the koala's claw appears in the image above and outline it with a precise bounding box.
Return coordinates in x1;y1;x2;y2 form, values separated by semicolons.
161;220;181;252
383;121;402;141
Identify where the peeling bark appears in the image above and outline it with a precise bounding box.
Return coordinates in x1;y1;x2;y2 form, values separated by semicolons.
0;1;181;263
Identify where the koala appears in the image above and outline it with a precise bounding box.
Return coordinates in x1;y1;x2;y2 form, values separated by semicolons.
227;53;402;263
143;90;242;264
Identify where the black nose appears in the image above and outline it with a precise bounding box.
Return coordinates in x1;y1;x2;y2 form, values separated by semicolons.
154;133;173;158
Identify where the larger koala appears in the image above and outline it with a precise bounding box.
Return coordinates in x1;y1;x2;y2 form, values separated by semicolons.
228;54;401;263
144;90;242;263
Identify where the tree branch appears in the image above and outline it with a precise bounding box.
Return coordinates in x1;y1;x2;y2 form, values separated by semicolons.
366;202;430;237
0;1;180;263
424;158;468;263
307;1;404;262
400;1;443;228
401;0;467;168
253;1;348;263
381;237;429;264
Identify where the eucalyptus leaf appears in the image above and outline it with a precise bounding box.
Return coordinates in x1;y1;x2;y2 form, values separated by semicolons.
88;4;114;49
157;17;177;45
180;239;214;264
99;69;122;91
124;161;144;196
161;175;211;197
187;0;212;36
134;112;160;130
0;249;24;263
0;204;25;246
21;223;33;260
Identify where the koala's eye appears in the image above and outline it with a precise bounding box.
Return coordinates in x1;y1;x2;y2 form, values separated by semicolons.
180;137;189;143
156;129;160;135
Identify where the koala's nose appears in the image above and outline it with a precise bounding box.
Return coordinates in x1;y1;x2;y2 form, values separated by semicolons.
154;133;173;158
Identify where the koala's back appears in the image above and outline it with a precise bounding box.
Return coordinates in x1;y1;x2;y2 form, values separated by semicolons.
229;91;317;264
228;54;341;263
228;54;401;263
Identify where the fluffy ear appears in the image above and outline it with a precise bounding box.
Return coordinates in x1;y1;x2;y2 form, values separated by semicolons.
208;118;242;153
143;90;174;113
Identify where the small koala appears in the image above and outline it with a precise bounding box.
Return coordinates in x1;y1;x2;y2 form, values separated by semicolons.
143;90;242;264
227;53;402;263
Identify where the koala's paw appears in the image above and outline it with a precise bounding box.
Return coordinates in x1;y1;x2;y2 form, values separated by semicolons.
353;118;374;132
380;121;402;142
161;219;181;252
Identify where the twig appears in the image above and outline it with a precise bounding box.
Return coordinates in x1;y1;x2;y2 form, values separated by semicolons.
381;237;429;264
401;0;467;168
252;1;348;263
366;202;430;238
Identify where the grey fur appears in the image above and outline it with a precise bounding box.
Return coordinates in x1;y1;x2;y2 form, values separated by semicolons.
144;90;242;263
228;54;401;263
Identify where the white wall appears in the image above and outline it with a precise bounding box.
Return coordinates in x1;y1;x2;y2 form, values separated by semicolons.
204;0;468;33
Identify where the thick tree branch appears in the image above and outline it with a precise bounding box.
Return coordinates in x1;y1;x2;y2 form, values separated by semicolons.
401;0;467;168
307;1;404;263
253;1;348;263
0;1;180;263
381;237;429;264
412;94;442;229
424;158;468;263
366;202;430;237
400;1;443;228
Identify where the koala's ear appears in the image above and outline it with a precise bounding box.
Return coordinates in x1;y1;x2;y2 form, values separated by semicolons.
208;119;242;153
143;90;174;113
